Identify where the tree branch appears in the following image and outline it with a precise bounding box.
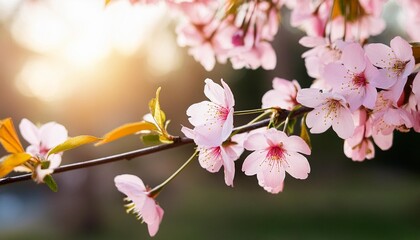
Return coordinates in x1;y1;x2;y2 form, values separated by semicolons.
0;107;312;186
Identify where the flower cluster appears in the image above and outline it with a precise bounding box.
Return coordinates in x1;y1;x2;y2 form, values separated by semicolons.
170;0;282;71
297;36;418;161
182;78;311;192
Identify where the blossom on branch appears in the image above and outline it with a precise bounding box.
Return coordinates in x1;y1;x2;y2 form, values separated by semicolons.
297;88;355;139
115;174;164;237
365;36;415;103
19;119;68;182
323;42;382;111
182;78;234;147
242;128;311;194
262;77;301;110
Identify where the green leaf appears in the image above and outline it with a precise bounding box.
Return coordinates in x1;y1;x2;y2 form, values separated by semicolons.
149;87;166;130
300;116;312;149
141;134;162;146
44;175;58;192
48;135;101;157
286;118;297;135
41;161;50;170
96;121;157;146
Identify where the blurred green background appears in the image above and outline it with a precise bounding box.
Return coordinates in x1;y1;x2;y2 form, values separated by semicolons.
0;1;419;239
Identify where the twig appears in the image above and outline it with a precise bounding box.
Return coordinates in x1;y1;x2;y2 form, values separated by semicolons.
0;107;312;186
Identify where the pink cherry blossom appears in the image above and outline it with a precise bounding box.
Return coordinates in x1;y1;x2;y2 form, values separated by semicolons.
365;36;415;102
344;138;375;161
262;77;300;110
342;108;391;162
182;78;234;147
19;118;68;182
115;174;164;237
323;43;382;111
182;128;244;186
19;118;68;157
371;92;413;135
396;0;420;41
297;88;355;139
242;128;311;194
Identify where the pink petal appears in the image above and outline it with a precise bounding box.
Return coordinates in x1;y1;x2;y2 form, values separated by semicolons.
283;135;311;155
220;109;234;143
222;150;235;187
243;133;270;150
306;107;333;134
19;118;40;146
114;174;147;198
323;62;347;87
296;88;327;108
192;124;224;147
185;101;214;126
383;76;408;103
198;146;222;172
264;129;288;147
189;43;215;71
364;43;394;68
141;196;159;224
390;36;413;62
242;150;266;176
204;79;226;106
259;42;276;70
220;79;235;107
341;43;366;73
285;152;310;179
181;126;195;139
332;107;355;139
362;84;377;110
299;36;326;48
258;167;285;194
147;205;164;237
372;131;393;150
40;122;68;149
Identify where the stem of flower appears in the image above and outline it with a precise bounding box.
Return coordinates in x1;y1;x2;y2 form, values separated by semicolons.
234;108;274;115
149;150;199;198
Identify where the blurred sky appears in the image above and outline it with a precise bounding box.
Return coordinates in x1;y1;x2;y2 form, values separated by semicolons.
0;0;419;239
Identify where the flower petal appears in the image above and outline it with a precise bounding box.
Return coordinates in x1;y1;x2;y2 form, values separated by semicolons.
285;152;310;179
19;118;40;146
342;43;366;73
332;107;355;139
147;204;164;237
114;174;147;199
242;150;266;176
390;36;413;62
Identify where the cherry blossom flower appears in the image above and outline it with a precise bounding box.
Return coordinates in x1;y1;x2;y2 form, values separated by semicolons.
262;77;301;110
182;78;234;147
396;0;420;41
297;88;355;139
365;36;415;102
242;128;311;194
342;108;392;162
19;118;68;158
182;128;244;186
19;118;68;183
115;174;164;237
323;43;382;111
371;92;413;135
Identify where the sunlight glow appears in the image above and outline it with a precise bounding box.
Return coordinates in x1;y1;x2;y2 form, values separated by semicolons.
4;0;173;102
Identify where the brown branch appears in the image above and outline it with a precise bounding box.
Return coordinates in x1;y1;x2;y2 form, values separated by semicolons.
0;107;312;186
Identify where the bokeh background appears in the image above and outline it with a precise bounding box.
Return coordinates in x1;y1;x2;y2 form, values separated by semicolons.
0;0;419;239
